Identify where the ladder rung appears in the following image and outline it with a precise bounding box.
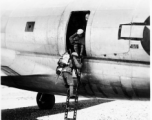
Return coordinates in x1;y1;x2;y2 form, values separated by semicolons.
65;80;79;120
69;96;78;99
66;107;75;110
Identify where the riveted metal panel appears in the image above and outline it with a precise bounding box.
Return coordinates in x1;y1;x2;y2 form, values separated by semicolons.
5;7;66;55
132;0;150;23
89;10;133;57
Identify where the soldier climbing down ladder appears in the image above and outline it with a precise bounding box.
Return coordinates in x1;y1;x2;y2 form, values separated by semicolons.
56;52;82;120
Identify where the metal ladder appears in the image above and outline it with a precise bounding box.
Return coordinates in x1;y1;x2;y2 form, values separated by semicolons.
64;85;79;120
64;55;82;120
64;67;81;120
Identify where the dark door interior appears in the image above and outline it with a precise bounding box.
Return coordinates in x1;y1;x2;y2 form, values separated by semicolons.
66;11;90;55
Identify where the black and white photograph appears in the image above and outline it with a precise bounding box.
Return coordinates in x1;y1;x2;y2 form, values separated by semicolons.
1;0;150;120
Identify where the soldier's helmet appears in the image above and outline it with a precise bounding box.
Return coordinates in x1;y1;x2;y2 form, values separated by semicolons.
77;29;84;35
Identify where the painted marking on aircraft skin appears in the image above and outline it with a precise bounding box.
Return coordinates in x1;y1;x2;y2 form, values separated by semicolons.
96;86;108;98
130;44;139;49
141;26;150;55
80;80;95;96
121;87;132;99
115;81;137;98
81;83;91;95
131;83;140;98
88;81;96;96
119;17;150;56
120;80;133;99
111;84;118;94
141;16;150;55
132;88;139;98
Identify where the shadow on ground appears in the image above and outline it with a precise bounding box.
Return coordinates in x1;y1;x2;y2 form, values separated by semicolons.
1;98;113;120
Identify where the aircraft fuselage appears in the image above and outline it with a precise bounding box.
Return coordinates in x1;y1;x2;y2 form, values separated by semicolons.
1;0;150;100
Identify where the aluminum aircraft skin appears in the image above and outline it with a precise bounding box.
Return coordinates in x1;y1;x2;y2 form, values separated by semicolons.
1;0;150;109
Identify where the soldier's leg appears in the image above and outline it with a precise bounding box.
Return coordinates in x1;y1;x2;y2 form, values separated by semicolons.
62;73;69;88
64;72;75;97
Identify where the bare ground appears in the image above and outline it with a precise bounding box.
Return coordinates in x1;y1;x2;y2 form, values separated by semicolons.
1;86;150;120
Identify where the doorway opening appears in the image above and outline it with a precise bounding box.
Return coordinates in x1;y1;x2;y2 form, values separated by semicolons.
66;11;90;56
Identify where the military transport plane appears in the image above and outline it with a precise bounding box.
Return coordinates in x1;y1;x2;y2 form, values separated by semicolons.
1;0;150;109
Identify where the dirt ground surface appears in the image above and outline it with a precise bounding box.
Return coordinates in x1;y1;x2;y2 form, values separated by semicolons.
1;86;150;120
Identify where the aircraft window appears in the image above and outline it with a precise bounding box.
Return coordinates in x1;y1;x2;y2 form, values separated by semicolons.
25;22;35;32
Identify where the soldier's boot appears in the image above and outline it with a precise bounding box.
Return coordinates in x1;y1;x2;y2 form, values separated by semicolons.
69;85;76;98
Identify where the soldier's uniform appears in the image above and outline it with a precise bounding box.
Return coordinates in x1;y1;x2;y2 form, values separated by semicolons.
69;29;85;57
56;52;82;98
